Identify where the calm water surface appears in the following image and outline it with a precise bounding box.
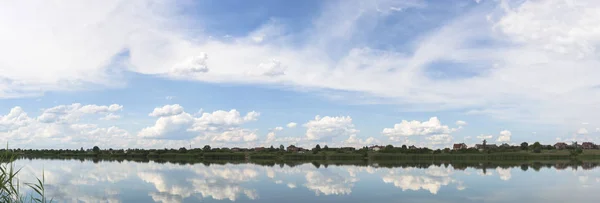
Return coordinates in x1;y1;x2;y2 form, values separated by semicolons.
13;159;600;203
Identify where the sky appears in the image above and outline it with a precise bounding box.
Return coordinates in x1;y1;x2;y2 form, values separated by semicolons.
1;0;600;149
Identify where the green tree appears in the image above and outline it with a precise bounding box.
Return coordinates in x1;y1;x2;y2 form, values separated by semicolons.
323;145;329;151
279;144;285;151
532;142;542;153
92;146;100;153
203;145;211;151
520;142;529;150
401;145;407;150
179;147;187;152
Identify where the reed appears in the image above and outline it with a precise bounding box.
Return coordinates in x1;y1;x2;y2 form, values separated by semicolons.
0;146;51;203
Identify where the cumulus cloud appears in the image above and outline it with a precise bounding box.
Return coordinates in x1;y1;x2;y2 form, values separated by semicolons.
274;126;284;131
149;104;184;117
382;117;455;141
496;130;512;142
304;115;358;141
286;122;297;128
577;128;589;135
343;135;378;148
0;104;135;149
139;105;260;142
425;134;453;145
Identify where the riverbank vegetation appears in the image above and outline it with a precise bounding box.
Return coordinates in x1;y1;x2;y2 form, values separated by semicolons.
0;149;50;203
9;142;600;163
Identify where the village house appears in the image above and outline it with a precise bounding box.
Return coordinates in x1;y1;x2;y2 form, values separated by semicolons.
369;145;383;151
231;147;241;152
554;142;568;150
287;145;299;152
254;147;265;152
409;145;417;150
453;143;467;150
582;142;595;150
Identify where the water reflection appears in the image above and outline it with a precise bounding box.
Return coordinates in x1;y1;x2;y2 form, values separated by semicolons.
13;158;600;202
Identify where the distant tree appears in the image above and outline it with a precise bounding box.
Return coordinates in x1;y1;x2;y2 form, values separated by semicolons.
80;147;84;152
279;145;285;151
385;145;394;150
92;146;100;153
203;145;211;151
323;145;329;151
520;142;529;150
270;145;275;151
179;147;187;152
401;145;407;150
532;142;542;153
313;144;321;152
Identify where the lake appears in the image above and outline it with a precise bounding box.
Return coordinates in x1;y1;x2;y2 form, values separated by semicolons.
13;158;600;203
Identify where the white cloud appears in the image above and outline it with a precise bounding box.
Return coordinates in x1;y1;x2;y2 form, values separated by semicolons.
596;128;600;132
37;103;122;123
165;96;175;100
455;120;467;126
304;115;358;141
139;105;260;142
250;59;286;77
148;104;184;117
274;126;284;131
476;134;493;140
496;130;512;142
286;122;297;128
100;113;121;121
382;117;455;139
2;0;600;130
0;104;135;149
463;136;472;140
171;53;209;74
577;128;589;135
343;135;378;148
582;122;589;125
425;134;453;145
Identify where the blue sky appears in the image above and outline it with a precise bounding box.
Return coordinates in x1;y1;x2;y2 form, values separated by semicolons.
1;0;599;149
